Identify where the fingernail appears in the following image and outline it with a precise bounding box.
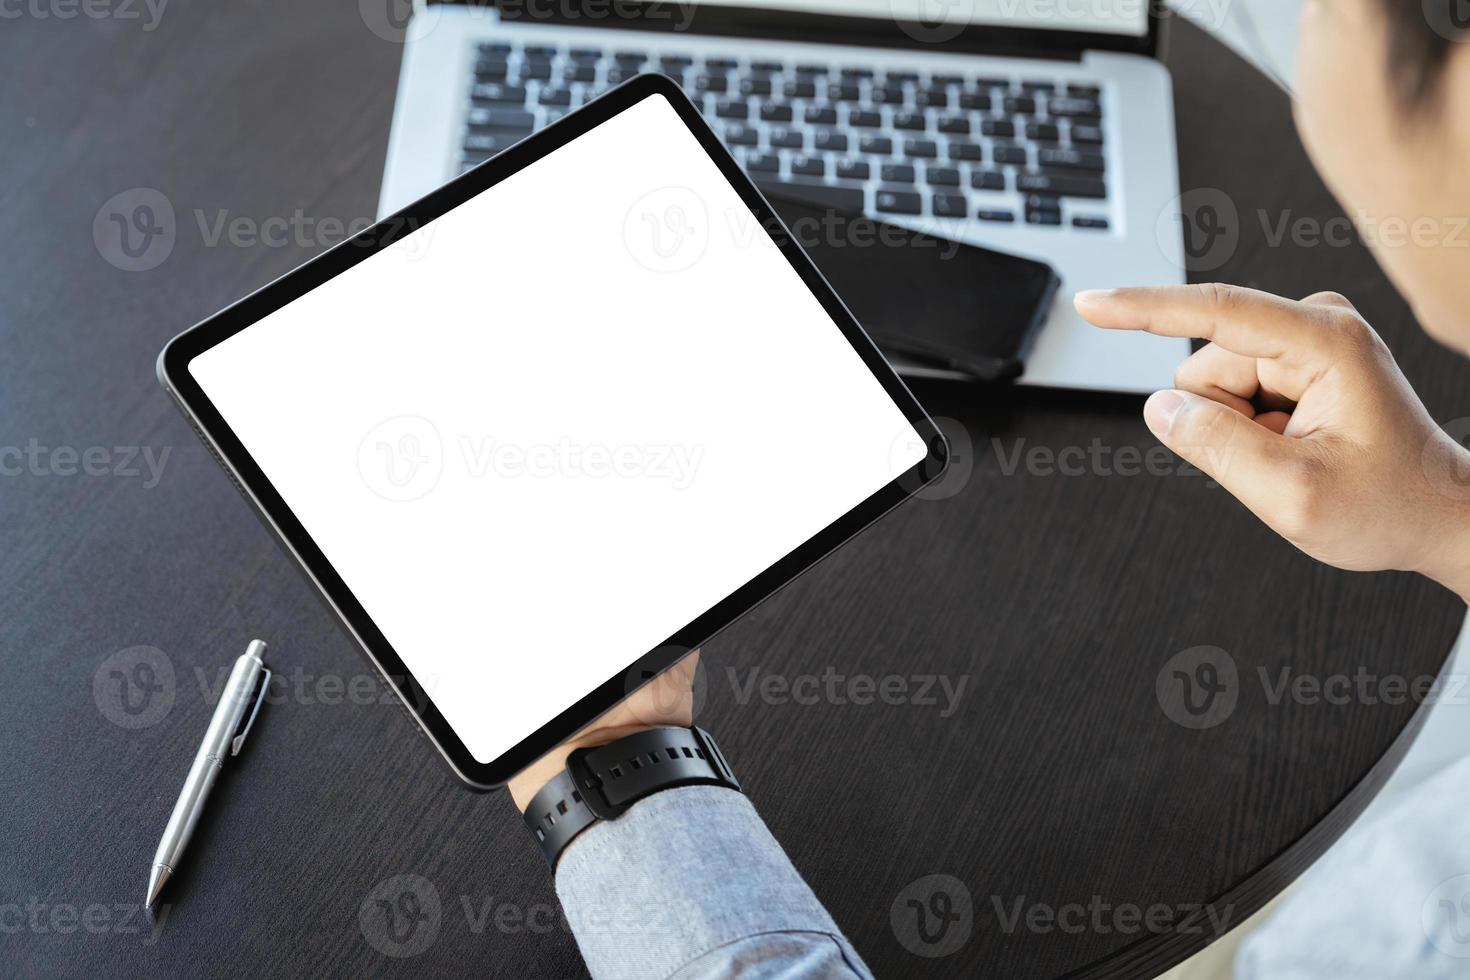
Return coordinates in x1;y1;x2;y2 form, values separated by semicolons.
1073;288;1118;309
1144;389;1187;438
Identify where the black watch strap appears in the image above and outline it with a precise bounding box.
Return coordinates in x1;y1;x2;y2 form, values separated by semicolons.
522;726;739;869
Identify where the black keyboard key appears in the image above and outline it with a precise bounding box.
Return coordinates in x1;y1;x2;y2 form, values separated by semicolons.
539;88;572;108
760;103;795;123
478;41;512;55
750;60;784;73
1004;96;1038;115
875;188;922;215
885;71;920;83
705;57;738;71
1068;83;1102;98
841;67;874;79
606;67;640;85
1017;172;1107;199
930;73;963;86
916;88;950;109
829;83;863;102
959;92;992;111
1028;123;1061;143
756;178;864;213
1021;81;1056;93
769;127;804;149
523;44;558;58
789;154;825;178
695;74;729;94
859;134;894;155
1071;124;1105;146
938;116;971;135
873;84;907;105
796;63;829;76
470;83;529;106
903;138;938;159
1073;216;1110;230
745;153;780;174
805;105;839;125
836;159;871;181
467;106;534;129
660;55;694;69
814;130;849;153
723;123;759;147
893;112;926;132
1027;208;1063;226
977;209;1016;223
881;163;916;184
564;64;597;84
462;132;525;155
971;169;1005;191
949;141;983;162
993;144;1028;165
932;193;967;218
614;51;647;64
982;119;1016;139
716;100;749;120
740;77;774;97
570;47;602;60
784;80;818;99
475;58;509;81
925;166;960;187
1039;147;1105;172
1048;96;1101;119
849;109;883;129
521;60;554;82
973;76;1009;89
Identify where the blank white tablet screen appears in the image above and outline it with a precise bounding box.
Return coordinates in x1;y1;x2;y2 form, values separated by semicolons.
190;94;926;765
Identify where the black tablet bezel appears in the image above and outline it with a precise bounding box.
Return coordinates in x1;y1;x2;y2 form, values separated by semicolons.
158;73;948;790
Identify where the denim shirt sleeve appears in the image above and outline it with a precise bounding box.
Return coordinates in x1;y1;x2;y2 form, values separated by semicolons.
553;785;874;980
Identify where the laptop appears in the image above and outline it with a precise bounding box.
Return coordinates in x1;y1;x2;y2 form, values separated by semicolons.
377;1;1190;394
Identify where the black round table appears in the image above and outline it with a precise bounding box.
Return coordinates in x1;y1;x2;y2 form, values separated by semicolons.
4;8;1467;979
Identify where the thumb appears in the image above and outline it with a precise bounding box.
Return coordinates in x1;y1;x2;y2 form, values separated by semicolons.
1144;389;1295;516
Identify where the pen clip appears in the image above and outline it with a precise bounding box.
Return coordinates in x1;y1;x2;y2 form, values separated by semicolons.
230;667;271;756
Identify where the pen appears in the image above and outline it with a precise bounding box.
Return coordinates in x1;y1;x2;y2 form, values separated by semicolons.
145;639;271;908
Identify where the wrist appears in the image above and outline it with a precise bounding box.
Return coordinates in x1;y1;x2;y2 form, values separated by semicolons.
1413;431;1470;602
508;723;664;813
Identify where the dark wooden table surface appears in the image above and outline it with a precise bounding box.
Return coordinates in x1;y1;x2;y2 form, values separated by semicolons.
4;7;1467;978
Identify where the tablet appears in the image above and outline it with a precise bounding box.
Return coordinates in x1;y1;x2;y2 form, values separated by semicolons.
158;74;947;789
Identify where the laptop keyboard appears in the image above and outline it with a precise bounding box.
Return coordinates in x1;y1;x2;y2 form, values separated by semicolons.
460;40;1111;231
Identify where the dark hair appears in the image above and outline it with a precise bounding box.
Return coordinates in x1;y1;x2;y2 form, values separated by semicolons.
1382;1;1460;110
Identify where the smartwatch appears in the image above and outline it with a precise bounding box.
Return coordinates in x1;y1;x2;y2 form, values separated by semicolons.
521;726;740;869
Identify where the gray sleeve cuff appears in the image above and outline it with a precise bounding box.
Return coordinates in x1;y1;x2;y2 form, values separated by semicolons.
554;785;871;980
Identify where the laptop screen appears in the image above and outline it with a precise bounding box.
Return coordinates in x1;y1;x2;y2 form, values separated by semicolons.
690;0;1151;38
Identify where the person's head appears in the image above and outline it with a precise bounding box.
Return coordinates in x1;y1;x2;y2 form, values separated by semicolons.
1294;0;1470;351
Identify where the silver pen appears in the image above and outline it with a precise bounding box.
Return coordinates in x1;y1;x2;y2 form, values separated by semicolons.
146;639;272;908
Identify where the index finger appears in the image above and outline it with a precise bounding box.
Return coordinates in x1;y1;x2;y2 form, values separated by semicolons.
1074;284;1339;364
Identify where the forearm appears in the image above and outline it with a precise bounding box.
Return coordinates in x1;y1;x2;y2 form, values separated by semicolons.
549;785;872;980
